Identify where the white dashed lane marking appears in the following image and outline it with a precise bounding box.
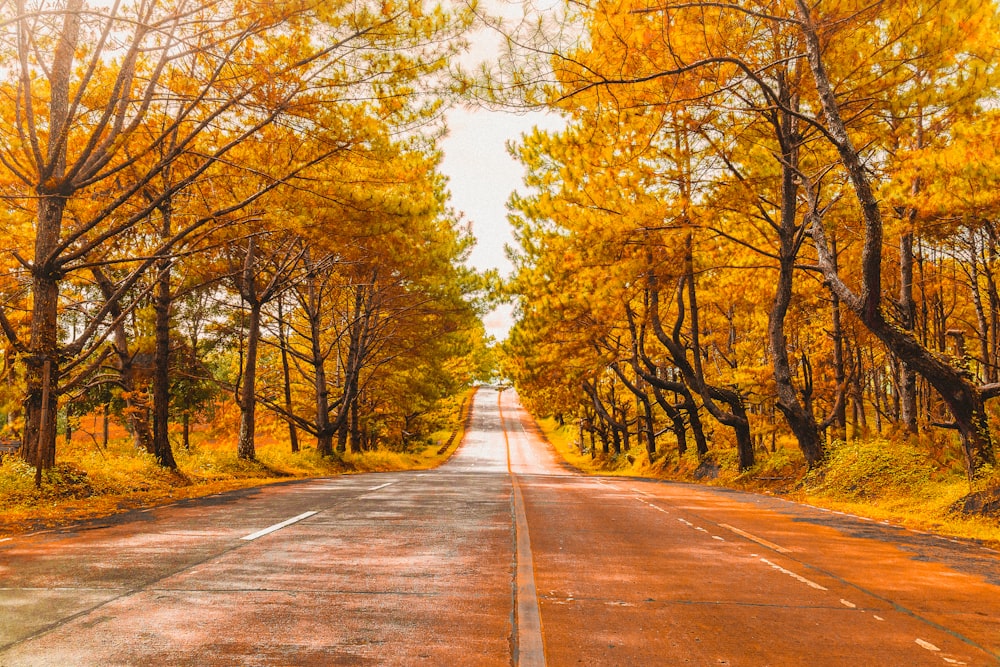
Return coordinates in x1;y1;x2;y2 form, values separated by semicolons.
240;511;318;541
759;557;828;591
367;482;395;491
718;523;791;554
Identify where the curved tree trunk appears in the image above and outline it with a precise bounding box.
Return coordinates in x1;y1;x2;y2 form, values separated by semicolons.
652;385;687;455
647;239;755;470
797;1;996;477
767;80;825;468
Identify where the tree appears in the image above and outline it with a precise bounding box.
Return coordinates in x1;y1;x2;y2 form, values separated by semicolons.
0;0;472;472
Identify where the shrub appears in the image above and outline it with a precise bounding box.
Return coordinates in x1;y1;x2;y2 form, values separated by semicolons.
805;439;935;501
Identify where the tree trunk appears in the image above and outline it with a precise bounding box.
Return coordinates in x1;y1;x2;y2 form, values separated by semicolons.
830;238;848;441
769;115;824;467
237;303;262;460
237;237;261;461
277;298;300;452
19;0;84;471
899;232;918;433
648;237;754;470
306;272;334;457
652;386;687;455
610;362;655;458
797;1;995;476
24;199;65;471
349;396;361;453
151;204;177;469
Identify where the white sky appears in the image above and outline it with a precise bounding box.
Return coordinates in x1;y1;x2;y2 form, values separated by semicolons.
438;1;568;341
439;106;563;341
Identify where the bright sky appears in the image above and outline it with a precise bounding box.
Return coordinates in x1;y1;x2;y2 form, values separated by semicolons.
439;107;563;341
438;1;567;341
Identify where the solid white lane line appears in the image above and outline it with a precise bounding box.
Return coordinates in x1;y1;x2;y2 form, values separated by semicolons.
241;511;318;541
718;523;791;554
916;638;941;652
760;557;828;591
367;482;395;491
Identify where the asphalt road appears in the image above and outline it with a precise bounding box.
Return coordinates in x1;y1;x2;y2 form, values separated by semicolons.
1;387;998;665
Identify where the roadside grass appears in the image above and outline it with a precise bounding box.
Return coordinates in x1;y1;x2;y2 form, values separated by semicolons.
0;388;475;538
536;417;1000;549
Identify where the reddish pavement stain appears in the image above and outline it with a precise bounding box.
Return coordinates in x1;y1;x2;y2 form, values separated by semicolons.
1;387;999;666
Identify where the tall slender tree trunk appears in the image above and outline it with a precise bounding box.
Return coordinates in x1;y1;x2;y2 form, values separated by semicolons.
152;203;177;468
22;0;83;471
237;238;261;461
769;97;824;466
641;399;655;457
306;272;334;457
349;396;361;453
24;208;65;471
237;304;262;460
277;298;300;452
899;232;918;434
830;238;848;441
969;233;992;385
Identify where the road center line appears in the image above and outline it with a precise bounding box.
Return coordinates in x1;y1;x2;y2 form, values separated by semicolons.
240;511;318;541
499;391;546;666
718;523;791;554
760;557;828;591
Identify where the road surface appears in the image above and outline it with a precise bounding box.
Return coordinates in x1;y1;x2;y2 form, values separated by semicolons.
1;387;998;665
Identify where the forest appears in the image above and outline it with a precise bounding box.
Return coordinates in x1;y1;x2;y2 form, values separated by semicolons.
500;0;1000;513
0;0;491;501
